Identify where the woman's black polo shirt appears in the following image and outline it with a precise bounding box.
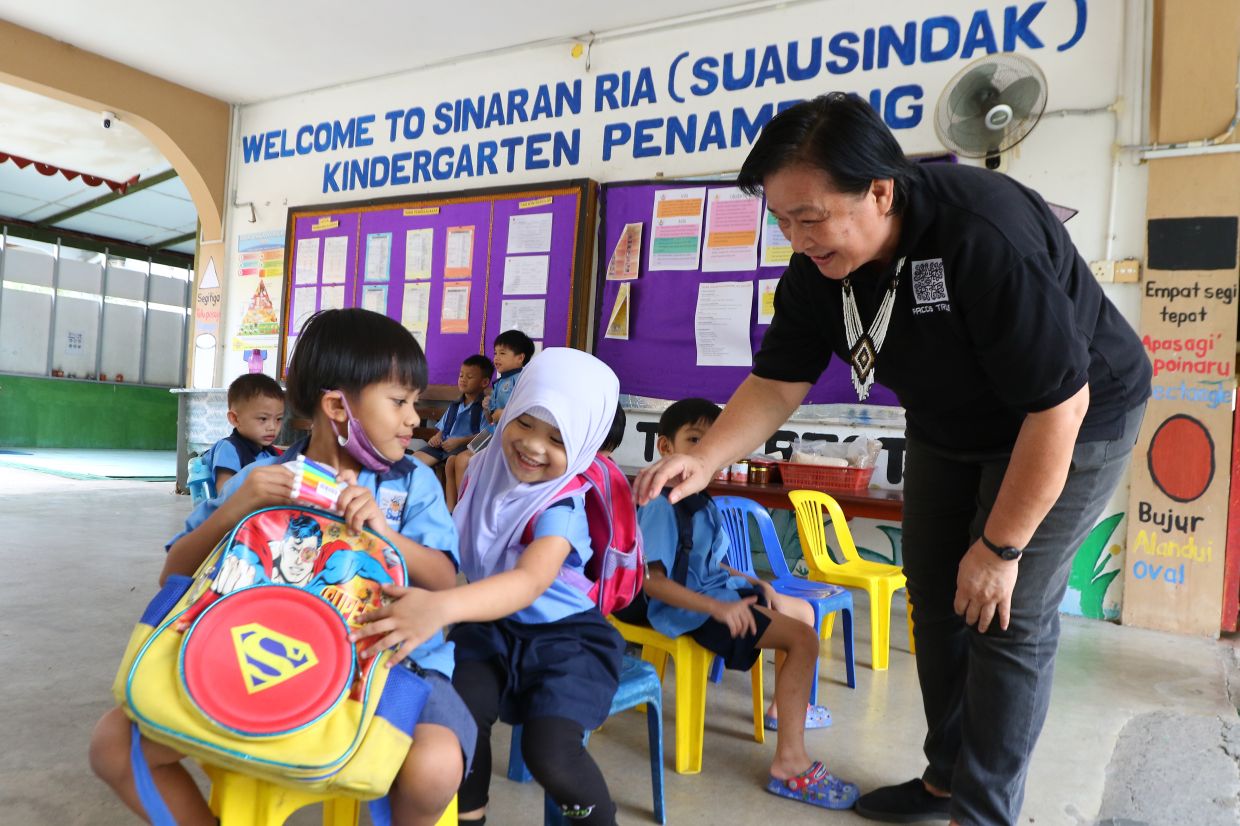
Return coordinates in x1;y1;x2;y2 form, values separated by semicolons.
752;163;1151;452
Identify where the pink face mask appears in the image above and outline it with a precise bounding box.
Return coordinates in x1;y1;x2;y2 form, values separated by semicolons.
326;391;392;474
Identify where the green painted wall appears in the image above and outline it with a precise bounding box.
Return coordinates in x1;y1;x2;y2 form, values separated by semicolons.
0;374;176;449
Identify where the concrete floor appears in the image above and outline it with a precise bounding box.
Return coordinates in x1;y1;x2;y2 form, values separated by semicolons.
1;465;1237;825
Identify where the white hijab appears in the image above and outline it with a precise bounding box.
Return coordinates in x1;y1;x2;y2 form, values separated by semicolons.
453;347;619;581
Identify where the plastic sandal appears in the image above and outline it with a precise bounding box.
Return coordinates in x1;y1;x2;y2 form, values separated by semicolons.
765;761;860;810
764;704;832;731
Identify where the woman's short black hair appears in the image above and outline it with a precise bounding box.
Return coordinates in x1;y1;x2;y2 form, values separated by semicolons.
600;403;626;454
658;398;722;439
285;308;428;418
737;92;916;214
493;329;536;365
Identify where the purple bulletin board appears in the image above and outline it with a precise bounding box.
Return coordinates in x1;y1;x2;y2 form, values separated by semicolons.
484;190;583;351
357;200;492;385
281;181;597;388
592;180;899;406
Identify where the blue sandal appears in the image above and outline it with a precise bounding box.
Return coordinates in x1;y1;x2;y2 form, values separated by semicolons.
765;761;859;810
764;704;832;731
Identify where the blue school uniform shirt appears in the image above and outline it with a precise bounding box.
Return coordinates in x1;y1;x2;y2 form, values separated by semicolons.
204;429;279;476
481;367;523;434
167;439;461;677
508;492;597;624
437;396;485;439
636;493;750;638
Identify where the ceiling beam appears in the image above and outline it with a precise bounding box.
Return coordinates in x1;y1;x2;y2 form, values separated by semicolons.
151;231;195;250
0;214;193;268
34;168;180;227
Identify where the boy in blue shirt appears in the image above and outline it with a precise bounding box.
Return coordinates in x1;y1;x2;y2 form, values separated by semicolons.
632;398;858;810
413;354;492;469
444;329;535;510
202;373;285;492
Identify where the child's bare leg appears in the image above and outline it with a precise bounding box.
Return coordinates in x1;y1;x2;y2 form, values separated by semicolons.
765;593;817;720
412;450;440;468
390;723;463;826
89;706;214;825
443;452;465;511
751;607;819;779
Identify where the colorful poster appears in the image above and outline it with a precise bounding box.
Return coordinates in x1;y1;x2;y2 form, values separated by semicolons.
606;222;643;281
294;238;319;284
507;212;554;254
404;228;433;280
238;277;280;336
760;208;794;267
649;187;705;271
503;255;549;295
238;231;285;279
445;226;475;279
701;187;762;272
500;298;546;340
605;282;631;340
757;278;780;325
441;282;471;333
322;236;348;284
364;232;392;282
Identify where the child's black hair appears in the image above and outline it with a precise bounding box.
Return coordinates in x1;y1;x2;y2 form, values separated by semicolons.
285;309;428;418
600;403;626;454
227;373;285;408
493;329;536;366
462;353;496;378
658;398;722;438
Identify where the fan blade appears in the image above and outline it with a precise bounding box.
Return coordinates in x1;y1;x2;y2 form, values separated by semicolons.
1000;76;1044;119
949;64;999;118
948;116;1001;157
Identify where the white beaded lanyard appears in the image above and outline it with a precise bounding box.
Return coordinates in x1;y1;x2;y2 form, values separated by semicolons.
841;256;905;401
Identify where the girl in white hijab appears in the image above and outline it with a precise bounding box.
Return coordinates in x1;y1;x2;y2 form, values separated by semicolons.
356;347;627;826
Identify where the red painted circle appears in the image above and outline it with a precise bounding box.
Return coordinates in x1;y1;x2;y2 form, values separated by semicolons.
1148;415;1214;503
182;587;353;736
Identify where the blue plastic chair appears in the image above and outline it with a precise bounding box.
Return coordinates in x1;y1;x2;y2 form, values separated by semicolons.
508;655;666;825
712;496;857;698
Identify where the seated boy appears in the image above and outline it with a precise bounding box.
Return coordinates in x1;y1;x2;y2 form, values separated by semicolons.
413;354;492;468
443;329;535;510
629;397;858;810
203;373;285;492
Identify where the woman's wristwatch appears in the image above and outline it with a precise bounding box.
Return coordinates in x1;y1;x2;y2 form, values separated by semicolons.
981;535;1023;561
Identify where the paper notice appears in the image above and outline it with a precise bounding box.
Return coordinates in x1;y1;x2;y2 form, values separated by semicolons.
500;298;546;340
441;282;471;333
364;233;392;282
702;187;761;272
503;255;550;295
445;226;475;279
757;278;779;325
404;228;433;280
295;238;319;284
605;283;631;340
507;212;553;254
649;187;705;271
322;236;348;284
362;284;388;314
291;286;317;334
694;281;753;367
319;285;345;311
760;208;794;267
606;223;643;281
401;282;431;333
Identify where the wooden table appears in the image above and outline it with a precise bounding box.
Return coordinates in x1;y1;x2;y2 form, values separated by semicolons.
707;478;904;523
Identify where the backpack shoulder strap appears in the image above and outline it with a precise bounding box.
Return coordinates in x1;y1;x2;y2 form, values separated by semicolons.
468;400;484;433
667;490;712;586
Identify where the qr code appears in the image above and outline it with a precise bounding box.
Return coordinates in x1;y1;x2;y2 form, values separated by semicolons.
911;258;948;305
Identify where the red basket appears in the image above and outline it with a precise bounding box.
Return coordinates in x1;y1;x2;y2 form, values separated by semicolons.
776;461;874;493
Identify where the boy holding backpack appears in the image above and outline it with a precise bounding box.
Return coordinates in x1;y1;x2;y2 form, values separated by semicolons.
629;397;859;810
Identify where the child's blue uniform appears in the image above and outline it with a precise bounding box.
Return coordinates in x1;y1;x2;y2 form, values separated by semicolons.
167;440;477;767
203;429;279;479
480;367;523;434
421;396;485;462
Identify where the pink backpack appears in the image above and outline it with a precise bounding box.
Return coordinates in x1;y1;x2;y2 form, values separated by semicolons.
521;455;645;615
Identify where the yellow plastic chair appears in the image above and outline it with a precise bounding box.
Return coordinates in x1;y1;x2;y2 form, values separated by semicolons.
788;490;914;671
608;616;763;775
204;764;457;826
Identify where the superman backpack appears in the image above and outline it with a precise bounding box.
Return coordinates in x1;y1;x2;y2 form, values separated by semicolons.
113;506;430;823
521;455;645;615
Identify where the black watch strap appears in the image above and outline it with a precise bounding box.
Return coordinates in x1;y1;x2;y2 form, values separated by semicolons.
981;535;1023;561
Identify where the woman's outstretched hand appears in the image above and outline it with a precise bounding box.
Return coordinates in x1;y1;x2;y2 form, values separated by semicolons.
634;453;713;505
